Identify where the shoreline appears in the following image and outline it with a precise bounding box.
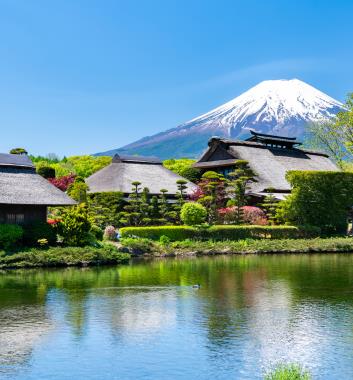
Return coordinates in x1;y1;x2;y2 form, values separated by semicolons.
1;237;353;270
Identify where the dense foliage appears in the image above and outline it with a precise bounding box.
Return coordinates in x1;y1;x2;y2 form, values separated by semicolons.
37;166;56;179
121;236;353;256
49;174;76;191
120;225;320;241
88;192;125;228
218;206;267;225
277;171;353;233
32;154;112;179
22;222;57;246
0;245;130;269
0;224;23;250
163;158;201;182
57;204;94;246
180;202;207;225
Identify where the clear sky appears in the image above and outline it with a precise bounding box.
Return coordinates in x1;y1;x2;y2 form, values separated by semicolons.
1;0;353;156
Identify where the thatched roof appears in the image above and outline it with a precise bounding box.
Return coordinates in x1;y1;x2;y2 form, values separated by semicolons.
0;154;76;206
194;136;339;195
86;155;197;195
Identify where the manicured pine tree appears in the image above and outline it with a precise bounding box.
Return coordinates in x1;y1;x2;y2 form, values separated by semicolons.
227;160;256;225
121;181;142;226
261;190;279;225
197;171;226;224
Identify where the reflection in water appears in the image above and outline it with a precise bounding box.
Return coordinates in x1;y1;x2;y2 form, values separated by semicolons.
0;255;353;379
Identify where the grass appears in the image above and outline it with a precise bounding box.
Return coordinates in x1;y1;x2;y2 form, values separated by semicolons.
0;244;130;269
264;364;311;380
120;236;353;256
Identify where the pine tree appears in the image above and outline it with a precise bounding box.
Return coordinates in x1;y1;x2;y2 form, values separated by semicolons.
261;192;279;225
227;160;256;224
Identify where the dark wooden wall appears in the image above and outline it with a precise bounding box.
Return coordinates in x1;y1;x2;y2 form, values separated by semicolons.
0;205;47;225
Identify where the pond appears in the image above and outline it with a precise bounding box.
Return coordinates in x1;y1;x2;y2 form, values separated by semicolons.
1;254;353;379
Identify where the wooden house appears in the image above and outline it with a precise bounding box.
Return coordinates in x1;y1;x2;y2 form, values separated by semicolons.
0;153;76;224
193;131;339;200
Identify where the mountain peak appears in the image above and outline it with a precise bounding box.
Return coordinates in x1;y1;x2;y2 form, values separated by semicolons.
96;79;343;159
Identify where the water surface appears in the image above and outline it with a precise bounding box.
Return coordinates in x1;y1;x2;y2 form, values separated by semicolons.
1;254;353;379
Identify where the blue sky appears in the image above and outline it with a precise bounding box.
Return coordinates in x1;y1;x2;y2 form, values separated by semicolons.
1;0;353;156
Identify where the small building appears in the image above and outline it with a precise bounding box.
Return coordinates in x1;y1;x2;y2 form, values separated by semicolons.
193;131;339;200
86;154;197;198
0;153;76;224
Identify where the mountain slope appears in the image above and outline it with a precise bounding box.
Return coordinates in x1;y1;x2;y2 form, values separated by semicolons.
96;79;343;159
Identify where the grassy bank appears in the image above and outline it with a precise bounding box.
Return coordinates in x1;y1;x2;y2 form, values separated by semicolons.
120;236;353;256
0;244;130;269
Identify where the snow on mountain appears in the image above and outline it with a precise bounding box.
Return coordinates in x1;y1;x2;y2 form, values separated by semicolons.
97;79;343;159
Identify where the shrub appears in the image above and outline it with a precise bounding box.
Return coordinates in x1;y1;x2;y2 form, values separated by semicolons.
120;225;320;242
159;235;171;246
264;364;311;380
277;171;353;234
37;166;56;179
91;225;103;241
0;224;23;250
104;225;116;241
22;222;57;246
48;174;76;191
218;206;267;225
0;245;130;269
120;237;154;253
180;203;207;225
57;204;93;246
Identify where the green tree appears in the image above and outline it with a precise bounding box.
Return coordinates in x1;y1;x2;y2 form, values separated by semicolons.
197;171;226;224
304;121;348;168
276;170;353;234
67;178;89;203
57;204;93;246
261;190;279;225
227;160;256;224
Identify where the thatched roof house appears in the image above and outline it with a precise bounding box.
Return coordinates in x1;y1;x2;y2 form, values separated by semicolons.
86;154;197;197
193;131;339;200
0;153;75;224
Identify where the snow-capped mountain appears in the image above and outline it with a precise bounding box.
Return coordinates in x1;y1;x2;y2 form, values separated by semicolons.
97;79;343;159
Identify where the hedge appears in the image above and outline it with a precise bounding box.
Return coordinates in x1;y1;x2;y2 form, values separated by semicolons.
120;225;320;241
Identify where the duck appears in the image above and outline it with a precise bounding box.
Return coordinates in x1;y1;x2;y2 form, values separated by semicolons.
192;284;201;289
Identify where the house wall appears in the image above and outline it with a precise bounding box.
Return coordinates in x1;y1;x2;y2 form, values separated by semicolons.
0;205;47;225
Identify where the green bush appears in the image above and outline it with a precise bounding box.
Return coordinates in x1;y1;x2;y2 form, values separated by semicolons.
120;225;320;242
91;225;103;241
0;224;23;250
180;202;207;225
277;171;353;234
57;204;93;246
37;166;56;179
264;364;311;380
22;222;57;246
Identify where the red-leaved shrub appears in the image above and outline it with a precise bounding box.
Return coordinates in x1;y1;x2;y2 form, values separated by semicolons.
218;206;268;225
48;174;76;191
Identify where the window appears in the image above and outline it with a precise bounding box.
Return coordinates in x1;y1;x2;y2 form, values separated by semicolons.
219;167;234;177
6;213;25;224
